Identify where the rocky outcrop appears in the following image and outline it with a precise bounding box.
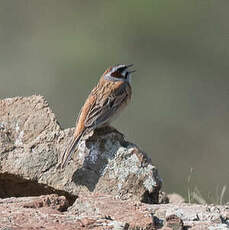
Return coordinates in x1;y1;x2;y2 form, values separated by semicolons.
0;95;162;203
0;194;229;230
2;95;228;229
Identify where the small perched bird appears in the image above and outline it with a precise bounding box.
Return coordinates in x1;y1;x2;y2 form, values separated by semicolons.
60;64;135;168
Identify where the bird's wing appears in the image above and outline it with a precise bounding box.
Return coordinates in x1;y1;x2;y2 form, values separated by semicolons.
60;82;130;168
84;84;129;128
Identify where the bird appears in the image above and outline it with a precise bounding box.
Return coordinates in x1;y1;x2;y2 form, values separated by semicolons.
60;64;135;168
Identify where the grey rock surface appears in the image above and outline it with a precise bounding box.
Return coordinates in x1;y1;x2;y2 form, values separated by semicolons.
150;203;229;229
1;95;229;229
0;95;162;203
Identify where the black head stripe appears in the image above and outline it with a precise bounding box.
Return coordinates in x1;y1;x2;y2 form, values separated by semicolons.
103;64;133;82
109;64;126;78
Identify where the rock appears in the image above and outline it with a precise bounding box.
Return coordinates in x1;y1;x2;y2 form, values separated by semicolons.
3;95;229;229
1;194;229;229
159;191;169;204
0;194;129;230
67;126;162;203
0;95;162;203
151;203;229;229
167;193;185;204
22;193;69;211
68;193;156;229
162;214;184;230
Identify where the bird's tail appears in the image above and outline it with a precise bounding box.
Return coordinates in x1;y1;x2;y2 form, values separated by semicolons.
60;131;85;169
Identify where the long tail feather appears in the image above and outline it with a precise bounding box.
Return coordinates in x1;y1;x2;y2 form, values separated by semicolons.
61;132;84;168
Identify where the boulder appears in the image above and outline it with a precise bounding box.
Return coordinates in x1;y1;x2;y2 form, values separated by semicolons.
0;95;162;203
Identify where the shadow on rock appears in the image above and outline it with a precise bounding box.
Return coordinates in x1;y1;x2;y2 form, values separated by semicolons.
72;127;122;192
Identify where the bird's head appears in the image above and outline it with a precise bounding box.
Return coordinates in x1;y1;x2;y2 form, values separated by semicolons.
103;64;135;83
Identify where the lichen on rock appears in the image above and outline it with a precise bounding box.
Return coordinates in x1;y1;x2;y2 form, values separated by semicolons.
0;95;162;204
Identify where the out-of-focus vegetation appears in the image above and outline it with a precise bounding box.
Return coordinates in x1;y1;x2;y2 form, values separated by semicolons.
1;0;229;202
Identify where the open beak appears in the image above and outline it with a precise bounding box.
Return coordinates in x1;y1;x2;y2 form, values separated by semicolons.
126;64;134;68
126;64;136;74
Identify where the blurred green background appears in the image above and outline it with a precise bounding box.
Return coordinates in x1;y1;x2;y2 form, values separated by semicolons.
1;0;229;203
